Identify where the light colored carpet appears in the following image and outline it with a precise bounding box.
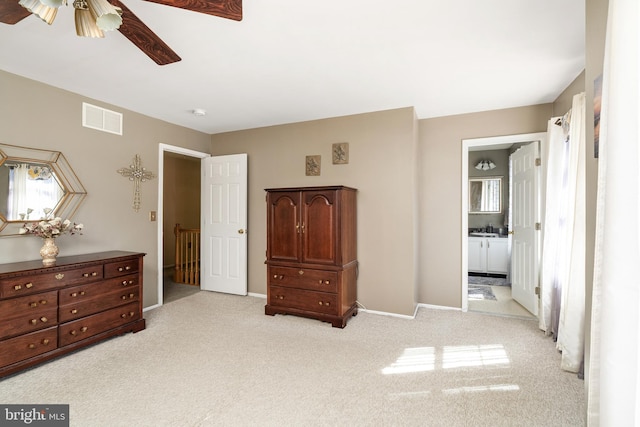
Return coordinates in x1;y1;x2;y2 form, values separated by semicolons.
0;292;584;426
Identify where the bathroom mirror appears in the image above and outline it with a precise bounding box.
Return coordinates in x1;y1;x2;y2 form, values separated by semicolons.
0;143;87;236
469;176;502;214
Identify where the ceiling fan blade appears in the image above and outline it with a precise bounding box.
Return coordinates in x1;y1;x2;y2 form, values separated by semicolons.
110;0;181;66
143;0;242;21
0;0;31;25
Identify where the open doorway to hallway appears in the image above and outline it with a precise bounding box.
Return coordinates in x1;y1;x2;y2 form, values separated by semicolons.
156;144;209;306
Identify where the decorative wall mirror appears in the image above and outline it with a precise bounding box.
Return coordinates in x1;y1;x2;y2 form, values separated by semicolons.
469;176;502;214
0;143;87;236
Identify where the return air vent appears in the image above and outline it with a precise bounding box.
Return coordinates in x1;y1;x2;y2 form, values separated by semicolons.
82;102;123;135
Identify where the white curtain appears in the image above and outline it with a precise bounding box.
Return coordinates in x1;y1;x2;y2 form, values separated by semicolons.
539;93;586;373
588;0;640;424
8;164;29;220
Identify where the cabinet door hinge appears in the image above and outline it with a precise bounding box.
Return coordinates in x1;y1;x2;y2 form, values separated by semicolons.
535;158;541;166
535;222;541;230
535;286;541;297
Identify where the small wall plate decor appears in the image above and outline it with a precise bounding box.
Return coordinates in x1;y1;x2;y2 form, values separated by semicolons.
332;142;349;164
306;155;321;176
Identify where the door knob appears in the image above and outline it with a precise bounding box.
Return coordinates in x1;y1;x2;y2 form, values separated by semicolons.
238;229;246;234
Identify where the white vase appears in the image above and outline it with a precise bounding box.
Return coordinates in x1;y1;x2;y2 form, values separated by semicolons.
40;237;59;266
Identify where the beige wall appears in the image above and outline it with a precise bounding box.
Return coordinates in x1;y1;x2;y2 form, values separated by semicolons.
210;108;418;315
0;70;211;307
417;104;552;307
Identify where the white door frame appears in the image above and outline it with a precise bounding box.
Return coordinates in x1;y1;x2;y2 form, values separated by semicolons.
461;132;547;312
156;143;209;307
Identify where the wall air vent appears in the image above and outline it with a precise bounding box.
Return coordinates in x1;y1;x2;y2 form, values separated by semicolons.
82;102;123;135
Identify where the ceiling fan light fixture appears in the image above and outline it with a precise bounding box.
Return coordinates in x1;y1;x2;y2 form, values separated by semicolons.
75;6;104;37
40;0;67;7
87;0;122;31
19;0;58;24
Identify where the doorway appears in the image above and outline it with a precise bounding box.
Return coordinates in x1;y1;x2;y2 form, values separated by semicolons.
156;144;209;306
461;132;547;317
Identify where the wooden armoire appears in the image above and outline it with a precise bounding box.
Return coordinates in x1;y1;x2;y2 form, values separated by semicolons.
264;186;357;328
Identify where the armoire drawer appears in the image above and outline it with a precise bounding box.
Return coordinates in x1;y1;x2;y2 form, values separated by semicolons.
59;302;140;347
268;266;338;293
269;285;338;315
0;327;57;367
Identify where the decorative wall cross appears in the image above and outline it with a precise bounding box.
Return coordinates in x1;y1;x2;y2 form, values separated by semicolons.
117;154;155;212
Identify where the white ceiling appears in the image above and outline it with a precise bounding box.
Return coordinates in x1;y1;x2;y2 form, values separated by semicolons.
0;0;585;134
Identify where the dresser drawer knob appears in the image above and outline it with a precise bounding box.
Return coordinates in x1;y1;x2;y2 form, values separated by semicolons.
28;343;36;349
40;300;47;305
273;274;278;279
55;274;64;280
83;273;89;277
81;326;88;332
121;313;127;318
14;284;22;290
121;295;127;300
30;302;38;308
70;330;77;336
129;312;135;317
129;293;135;298
80;291;86;296
42;339;50;345
25;283;33;289
40;317;48;323
30;319;37;325
318;301;330;306
298;270;304;275
71;292;78;297
71;309;78;314
325;280;330;285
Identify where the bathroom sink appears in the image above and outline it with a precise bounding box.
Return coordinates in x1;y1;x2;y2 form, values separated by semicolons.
469;232;501;237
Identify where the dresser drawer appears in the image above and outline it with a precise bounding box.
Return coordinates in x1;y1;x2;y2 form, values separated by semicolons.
59;286;140;322
0;290;58;340
0;266;103;298
268;266;338;293
104;259;139;278
59;302;140;347
0;327;57;367
58;274;140;306
269;285;338;315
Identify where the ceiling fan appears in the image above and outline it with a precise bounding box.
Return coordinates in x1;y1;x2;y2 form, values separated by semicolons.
0;0;242;65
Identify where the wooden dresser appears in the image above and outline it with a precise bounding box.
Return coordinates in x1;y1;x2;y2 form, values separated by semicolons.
265;186;357;328
0;251;145;378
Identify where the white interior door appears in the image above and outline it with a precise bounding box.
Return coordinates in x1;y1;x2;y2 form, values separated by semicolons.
201;154;248;295
510;142;539;315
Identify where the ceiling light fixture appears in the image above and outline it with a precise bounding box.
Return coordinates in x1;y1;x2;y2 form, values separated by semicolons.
192;109;207;117
475;160;496;171
19;0;123;36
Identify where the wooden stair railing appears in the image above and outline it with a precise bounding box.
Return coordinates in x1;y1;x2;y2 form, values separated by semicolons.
174;223;200;286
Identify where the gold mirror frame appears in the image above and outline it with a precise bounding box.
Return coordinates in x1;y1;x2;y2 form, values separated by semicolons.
0;143;87;236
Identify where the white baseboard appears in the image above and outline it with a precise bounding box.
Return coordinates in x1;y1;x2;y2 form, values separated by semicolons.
416;303;462;312
248;292;266;299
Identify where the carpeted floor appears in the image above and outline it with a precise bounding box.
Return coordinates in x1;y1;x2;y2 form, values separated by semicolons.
0;292;584;426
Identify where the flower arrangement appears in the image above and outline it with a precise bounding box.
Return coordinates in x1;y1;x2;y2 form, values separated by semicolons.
19;208;83;239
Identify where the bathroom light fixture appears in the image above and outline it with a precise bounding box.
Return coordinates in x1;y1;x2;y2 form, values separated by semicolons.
18;0;122;36
475;160;496;171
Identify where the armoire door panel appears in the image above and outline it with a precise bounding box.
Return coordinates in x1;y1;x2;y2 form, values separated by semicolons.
302;192;336;265
268;192;300;262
